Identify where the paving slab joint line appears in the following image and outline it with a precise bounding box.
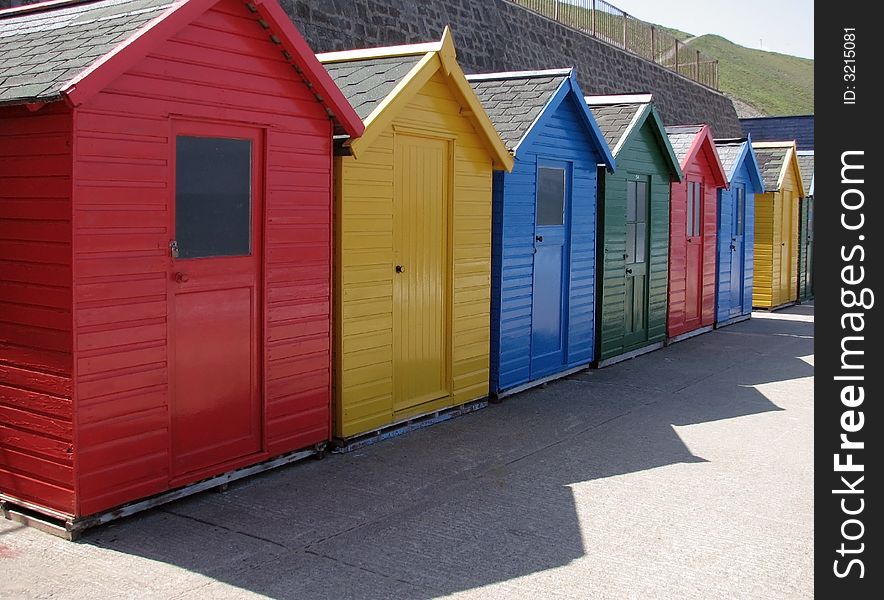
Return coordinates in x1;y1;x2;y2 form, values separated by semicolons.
154;507;290;551
303;547;437;592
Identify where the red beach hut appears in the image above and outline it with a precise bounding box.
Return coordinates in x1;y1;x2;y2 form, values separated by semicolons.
664;125;728;342
0;0;362;535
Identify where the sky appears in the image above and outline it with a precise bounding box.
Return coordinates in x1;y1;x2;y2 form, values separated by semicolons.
607;0;814;59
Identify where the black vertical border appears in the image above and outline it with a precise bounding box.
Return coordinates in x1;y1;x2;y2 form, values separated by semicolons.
815;0;881;595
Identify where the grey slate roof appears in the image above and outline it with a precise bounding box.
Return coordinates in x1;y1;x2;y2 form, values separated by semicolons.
796;152;814;194
664;125;702;166
587;102;645;155
740;115;814;151
322;55;422;121
467;72;568;151
0;0;174;104
753;146;790;190
714;139;746;183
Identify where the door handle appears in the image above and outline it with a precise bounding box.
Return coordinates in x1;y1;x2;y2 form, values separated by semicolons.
625;268;633;275
730;244;736;251
535;235;543;242
395;265;405;274
170;240;180;259
175;272;189;283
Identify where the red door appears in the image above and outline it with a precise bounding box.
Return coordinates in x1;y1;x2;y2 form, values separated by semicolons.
684;179;703;328
169;122;263;480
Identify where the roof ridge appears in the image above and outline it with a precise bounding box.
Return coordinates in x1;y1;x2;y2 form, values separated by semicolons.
465;68;572;81
0;0;99;18
317;41;441;63
585;93;653;106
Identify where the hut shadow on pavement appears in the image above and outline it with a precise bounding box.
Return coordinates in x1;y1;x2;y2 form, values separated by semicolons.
80;307;813;599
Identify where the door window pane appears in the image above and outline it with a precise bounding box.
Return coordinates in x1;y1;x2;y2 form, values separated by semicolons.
176;136;252;259
687;181;702;237
626;180;637;222
635;181;648;221
686;183;695;237
537;167;566;226
735;187;745;236
634;222;647;264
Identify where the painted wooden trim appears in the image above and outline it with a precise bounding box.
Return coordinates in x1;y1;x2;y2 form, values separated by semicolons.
346;52;441;159
643;106;684;181
494;364;589;400
441;56;514;172
466;68;574;80
58;0;364;138
62;0;216;106
714;313;751;328
682;125;728;188
586;93;654;105
316;42;441;63
249;0;365;138
666;324;714;345
594;342;664;368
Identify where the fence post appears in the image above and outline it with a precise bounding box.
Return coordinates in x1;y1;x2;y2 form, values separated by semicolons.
622;13;628;49
674;39;679;75
591;0;596;35
651;25;656;62
696;50;701;81
554;0;559;21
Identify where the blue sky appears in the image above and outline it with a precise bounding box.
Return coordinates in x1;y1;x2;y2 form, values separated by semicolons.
608;0;814;59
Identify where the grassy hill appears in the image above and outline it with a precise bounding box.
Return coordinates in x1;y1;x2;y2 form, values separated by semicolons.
511;1;812;117
685;34;813;117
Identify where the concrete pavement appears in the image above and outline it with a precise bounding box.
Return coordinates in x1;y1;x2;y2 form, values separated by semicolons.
0;305;814;599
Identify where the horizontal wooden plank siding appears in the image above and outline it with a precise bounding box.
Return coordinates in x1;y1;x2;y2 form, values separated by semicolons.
0;102;76;514
716;157;757;323
72;0;332;516
752;192;777;308
598;120;672;362
667;143;719;338
492;94;600;392
335;69;494;438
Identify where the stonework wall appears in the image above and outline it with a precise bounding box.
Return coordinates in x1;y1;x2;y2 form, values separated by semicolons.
0;0;742;136
282;0;742;137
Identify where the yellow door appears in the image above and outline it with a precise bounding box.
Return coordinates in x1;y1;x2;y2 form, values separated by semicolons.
393;134;449;412
779;190;794;304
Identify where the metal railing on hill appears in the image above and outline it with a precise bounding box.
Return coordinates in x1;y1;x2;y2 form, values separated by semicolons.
510;0;720;90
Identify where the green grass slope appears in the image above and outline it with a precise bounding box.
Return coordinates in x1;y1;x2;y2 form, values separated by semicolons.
686;34;813;116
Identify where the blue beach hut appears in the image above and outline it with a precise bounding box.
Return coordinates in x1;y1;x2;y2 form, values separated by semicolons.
713;136;765;327
467;69;615;398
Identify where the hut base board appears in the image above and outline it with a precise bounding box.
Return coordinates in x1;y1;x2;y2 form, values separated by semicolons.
332;399;488;453
492;363;591;401
753;300;798;312
714;314;752;329
594;342;665;368
1;445;322;541
666;325;715;345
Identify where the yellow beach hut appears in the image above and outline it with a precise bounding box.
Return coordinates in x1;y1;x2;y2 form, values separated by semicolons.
751;141;805;309
318;28;514;440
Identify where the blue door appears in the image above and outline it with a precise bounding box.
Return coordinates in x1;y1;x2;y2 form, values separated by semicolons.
728;185;746;317
531;162;570;378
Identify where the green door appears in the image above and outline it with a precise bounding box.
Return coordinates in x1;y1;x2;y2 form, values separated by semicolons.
623;177;650;349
